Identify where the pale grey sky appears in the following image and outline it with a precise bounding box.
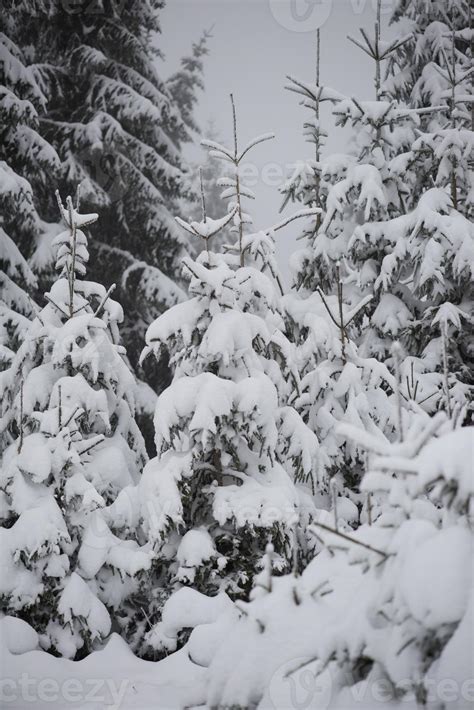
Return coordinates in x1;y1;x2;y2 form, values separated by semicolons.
159;0;393;281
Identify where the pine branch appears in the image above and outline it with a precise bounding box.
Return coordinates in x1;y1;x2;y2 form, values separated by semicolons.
200;139;234;161
63;405;83;429
45;294;69;319
316;288;340;329
93;284;117;318
347;34;373;58
238;132;275;163
309;522;389;559
78;435;105;456
271;208;321;232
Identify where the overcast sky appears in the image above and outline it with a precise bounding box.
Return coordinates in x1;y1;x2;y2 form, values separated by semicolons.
159;0;393;281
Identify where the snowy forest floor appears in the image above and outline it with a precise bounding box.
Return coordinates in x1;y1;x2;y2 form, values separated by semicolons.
2;622;203;709
1;640;425;710
2;617;457;710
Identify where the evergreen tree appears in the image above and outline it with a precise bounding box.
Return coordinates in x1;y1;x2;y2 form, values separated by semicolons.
281;32;400;499
282;14;418;299
388;0;471;116
162;345;470;707
352;1;474;408
0;29;61;370
166;29;211;142
0;231;37;375
282;3;473;416
350;188;473;413
283;274;397;503
136;104;323;656
0;29;61;255
186;121;234;257
387;1;473;220
279;30;325;292
174;413;473;709
0;190;150;658
3;0;207;387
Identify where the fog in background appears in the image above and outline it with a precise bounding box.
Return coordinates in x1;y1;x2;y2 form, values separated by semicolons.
159;0;394;282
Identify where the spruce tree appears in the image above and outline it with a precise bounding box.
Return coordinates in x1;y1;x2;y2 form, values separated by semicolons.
0;29;61;256
350;1;474;409
283;3;473;416
283;277;398;504
388;0;471;117
166;29;211;143
0;29;61;371
178;412;473;709
187;121;234;257
281;32;399;501
0;231;37;375
3;0;206;388
0;190;150;658
137;102;323;656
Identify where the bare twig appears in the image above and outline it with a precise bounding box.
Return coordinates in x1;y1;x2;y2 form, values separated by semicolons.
391;342;404;442
58;384;62;429
18;380;24;453
441;322;452;418
332;479;338;531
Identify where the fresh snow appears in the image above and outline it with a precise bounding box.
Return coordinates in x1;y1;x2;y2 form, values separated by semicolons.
1;3;473;707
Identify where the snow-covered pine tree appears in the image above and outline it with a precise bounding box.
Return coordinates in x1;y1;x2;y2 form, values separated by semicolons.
282;273;397;509
137;105;324;656
186;121;234;258
375;0;474;412
280;30;326;293
283;2;473;416
3;0;204;388
344;1;474;411
280;32;400;504
166;29;211;144
0;30;61;370
168;411;473;709
387;4;473;219
162;368;474;710
282;24;421;304
390;0;474;210
388;0;472;119
350;187;474;415
330;412;474;704
201;94;277;267
0;190;151;659
0;229;38;459
0;29;61;257
0;231;37;376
